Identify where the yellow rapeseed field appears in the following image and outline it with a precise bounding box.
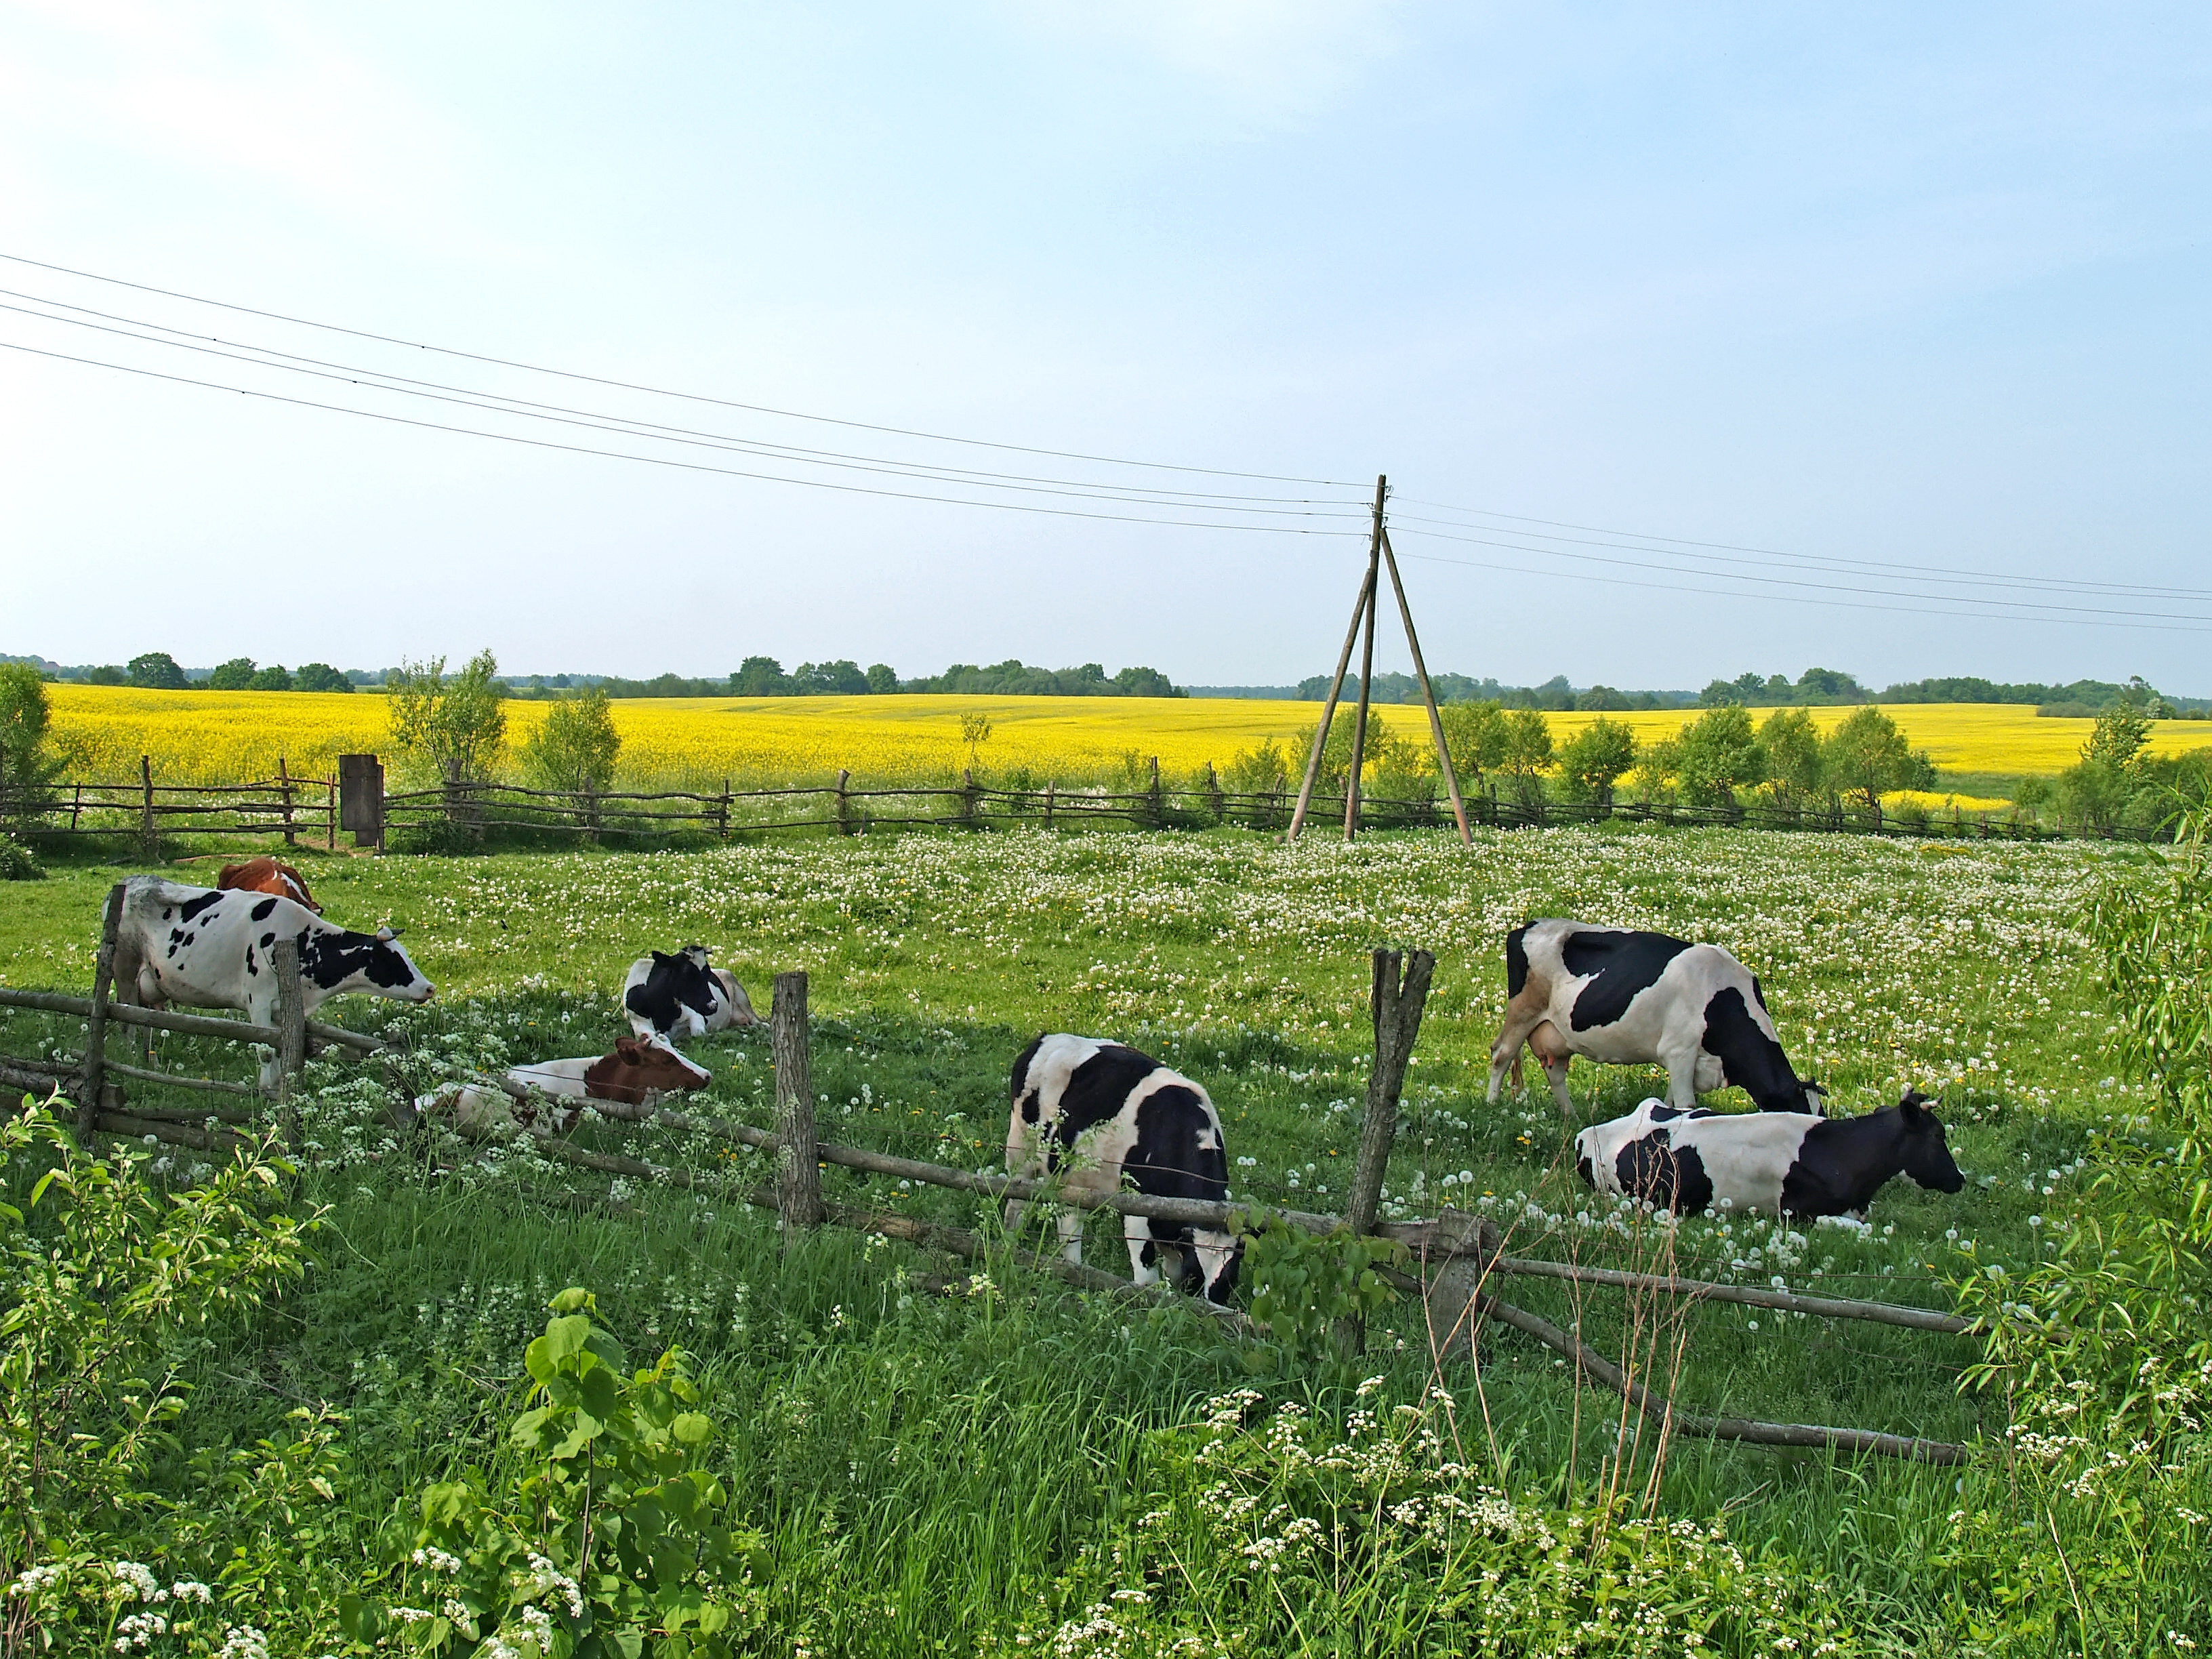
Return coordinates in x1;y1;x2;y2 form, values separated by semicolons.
43;682;2212;791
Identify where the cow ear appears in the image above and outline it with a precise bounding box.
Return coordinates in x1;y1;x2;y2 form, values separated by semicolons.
1899;1091;1928;1122
375;926;395;943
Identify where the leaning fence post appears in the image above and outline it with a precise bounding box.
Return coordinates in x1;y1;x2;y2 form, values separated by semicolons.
835;769;852;836
1148;756;1164;828
79;882;126;1144
140;754;156;858
278;754;296;846
1044;780;1055;829
773;971;823;1237
720;780;731;840
1337;945;1437;1354
271;937;308;1147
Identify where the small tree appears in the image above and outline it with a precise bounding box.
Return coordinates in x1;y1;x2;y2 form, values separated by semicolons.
126;652;187;691
1313;716;1418;794
865;662;899;695
1757;707;1825;811
388;650;508;784
730;657;788;697
1498;708;1553;811
523;687;622;794
1674;705;1766;808
249;664;292;691
1223;738;1290;794
208;657;257;691
1822;705;1933;811
958;710;994;770
1555;716;1638;808
2083;701;2152;772
0;663;62;831
295;662;352;694
1438;700;1511;796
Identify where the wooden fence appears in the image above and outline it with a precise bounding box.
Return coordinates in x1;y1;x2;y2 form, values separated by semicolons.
1;756;2133;848
0;933;1977;1465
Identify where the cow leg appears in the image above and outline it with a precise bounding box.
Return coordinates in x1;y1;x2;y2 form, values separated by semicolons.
1126;1214;1164;1287
1662;1047;1701;1111
1487;989;1554;1105
1057;1206;1085;1267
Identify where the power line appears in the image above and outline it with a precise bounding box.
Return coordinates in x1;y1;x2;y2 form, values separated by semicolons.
0;299;1368;520
0;249;1361;488
0;285;1369;512
0;337;1370;540
1390;533;2212;634
1388;523;2211;626
1393;499;2212;604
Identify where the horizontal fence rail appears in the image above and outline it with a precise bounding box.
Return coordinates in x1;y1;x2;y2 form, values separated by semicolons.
3;769;2152;844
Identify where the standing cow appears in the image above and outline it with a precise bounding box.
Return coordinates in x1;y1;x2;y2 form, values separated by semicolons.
623;949;762;1040
1488;920;1825;1121
114;877;433;1088
1006;1033;1241;1303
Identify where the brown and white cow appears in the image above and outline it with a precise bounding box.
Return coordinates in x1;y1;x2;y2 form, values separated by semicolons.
429;1034;712;1134
217;856;320;914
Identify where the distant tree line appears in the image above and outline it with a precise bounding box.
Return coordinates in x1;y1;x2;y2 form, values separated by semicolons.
504;657;1183;699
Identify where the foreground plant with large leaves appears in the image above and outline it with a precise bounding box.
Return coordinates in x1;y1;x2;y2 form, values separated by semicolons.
353;1288;767;1658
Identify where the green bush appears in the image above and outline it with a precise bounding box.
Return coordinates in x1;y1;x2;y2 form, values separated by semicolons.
207;657;258;691
388;651;508;785
520;687;622;795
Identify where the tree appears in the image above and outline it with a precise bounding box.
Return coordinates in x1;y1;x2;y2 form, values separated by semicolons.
127;652;187;691
2083;701;2152;772
1672;705;1765;808
84;665;127;686
0;662;62;827
865;663;899;695
249;664;292;691
1313;715;1419;794
1758;707;1825;809
1574;684;1631;711
1223;738;1290;794
730;657;788;697
1438;700;1511;792
792;659;869;695
1555;717;1638;808
958;711;994;769
207;657;257;691
522;686;621;793
387;650;507;783
1822;705;1933;810
1498;708;1554;809
295;663;352;693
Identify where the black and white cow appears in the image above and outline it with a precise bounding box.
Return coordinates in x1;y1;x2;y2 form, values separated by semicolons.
1488;920;1825;1121
114;877;434;1086
1573;1090;1963;1219
622;949;762;1040
1006;1033;1241;1303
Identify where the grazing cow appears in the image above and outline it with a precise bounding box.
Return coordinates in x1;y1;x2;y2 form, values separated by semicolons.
1005;1033;1241;1303
1574;1090;1963;1219
1488;920;1826;1121
430;1034;710;1134
216;855;320;914
113;877;432;1088
622;949;762;1040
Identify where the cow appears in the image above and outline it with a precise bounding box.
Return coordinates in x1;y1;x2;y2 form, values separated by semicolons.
1005;1033;1241;1303
428;1034;710;1135
622;949;762;1040
1487;920;1826;1122
1573;1090;1963;1219
112;877;432;1088
216;855;320;914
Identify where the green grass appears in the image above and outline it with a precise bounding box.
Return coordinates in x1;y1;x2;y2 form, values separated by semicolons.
0;823;2188;1651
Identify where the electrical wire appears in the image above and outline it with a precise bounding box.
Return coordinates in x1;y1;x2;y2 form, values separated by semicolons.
0;337;1368;539
1393;499;2212;604
0;249;1363;487
0;286;1369;512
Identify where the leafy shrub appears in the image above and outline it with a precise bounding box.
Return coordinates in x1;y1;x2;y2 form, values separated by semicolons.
295;662;353;694
127;653;188;691
1822;705;1934;810
1233;1215;1397;1366
1221;738;1290;795
520;687;622;795
1555;716;1639;807
0;836;43;880
0;662;62;833
207;657;258;691
349;1287;766;1656
388;651;508;785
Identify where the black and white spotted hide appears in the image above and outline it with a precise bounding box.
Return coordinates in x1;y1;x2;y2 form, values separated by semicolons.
1005;1033;1242;1303
114;876;434;1088
1574;1090;1964;1219
623;949;760;1040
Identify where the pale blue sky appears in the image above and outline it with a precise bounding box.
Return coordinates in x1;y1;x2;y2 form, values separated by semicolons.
3;3;2207;688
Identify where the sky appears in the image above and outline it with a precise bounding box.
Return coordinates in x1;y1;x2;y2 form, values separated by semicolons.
2;2;2207;691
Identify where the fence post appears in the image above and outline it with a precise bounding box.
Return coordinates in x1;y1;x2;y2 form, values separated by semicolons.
140;754;155;858
772;971;823;1237
1148;756;1164;829
1338;945;1437;1355
835;769;852;836
325;778;336;850
962;769;981;829
278;754;296;846
70;781;83;832
79;883;126;1144
1044;780;1055;829
720;780;731;840
1205;762;1225;822
271;937;308;1146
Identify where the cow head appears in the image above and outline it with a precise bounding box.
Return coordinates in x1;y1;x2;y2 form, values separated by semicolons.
584;1035;713;1105
300;924;434;1003
1895;1090;1965;1193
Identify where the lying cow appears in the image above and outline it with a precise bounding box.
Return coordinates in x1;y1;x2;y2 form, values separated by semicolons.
114;877;433;1088
217;855;320;914
1006;1033;1241;1303
1574;1090;1963;1219
623;948;762;1040
1488;919;1825;1121
428;1034;710;1134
